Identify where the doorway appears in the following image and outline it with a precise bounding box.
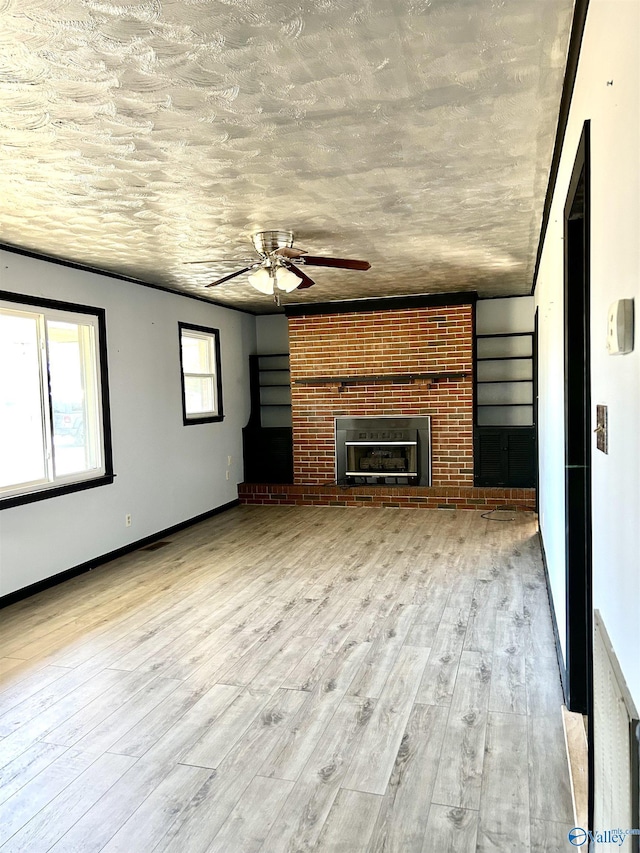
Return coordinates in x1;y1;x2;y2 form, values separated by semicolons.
564;122;592;721
564;121;594;833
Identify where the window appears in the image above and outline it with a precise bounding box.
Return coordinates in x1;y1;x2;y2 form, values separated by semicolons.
179;323;223;424
0;293;113;507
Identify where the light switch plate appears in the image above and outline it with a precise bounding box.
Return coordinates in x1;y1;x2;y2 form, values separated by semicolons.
596;405;608;454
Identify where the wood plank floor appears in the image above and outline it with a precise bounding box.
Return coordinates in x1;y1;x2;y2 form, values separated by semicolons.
0;506;574;852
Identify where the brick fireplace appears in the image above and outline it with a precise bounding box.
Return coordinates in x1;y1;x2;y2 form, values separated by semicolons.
286;297;474;488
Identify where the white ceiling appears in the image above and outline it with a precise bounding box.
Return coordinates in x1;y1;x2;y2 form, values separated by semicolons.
0;0;574;314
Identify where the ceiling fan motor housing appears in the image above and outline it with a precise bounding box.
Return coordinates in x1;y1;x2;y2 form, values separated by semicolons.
251;230;294;257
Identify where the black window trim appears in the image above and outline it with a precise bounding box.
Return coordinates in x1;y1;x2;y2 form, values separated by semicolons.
178;321;224;425
0;289;114;510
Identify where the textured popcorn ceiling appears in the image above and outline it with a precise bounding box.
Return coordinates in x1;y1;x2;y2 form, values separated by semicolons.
0;0;573;314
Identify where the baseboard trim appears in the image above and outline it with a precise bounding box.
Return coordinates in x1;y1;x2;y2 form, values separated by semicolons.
0;499;240;610
538;526;568;703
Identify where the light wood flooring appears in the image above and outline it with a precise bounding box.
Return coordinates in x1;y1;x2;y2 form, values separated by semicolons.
0;505;573;852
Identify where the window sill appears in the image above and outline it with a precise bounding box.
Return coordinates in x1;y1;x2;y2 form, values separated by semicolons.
0;473;115;510
183;414;225;425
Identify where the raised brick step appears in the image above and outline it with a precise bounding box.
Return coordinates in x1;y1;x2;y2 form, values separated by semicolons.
238;482;535;511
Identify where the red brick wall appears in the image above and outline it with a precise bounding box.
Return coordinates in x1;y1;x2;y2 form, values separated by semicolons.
288;303;474;486
239;482;535;511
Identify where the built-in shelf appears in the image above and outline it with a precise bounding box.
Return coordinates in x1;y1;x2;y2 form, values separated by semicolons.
476;332;532;338
474;324;535;486
475;332;534;426
477;355;533;362
244;352;294;484
249;353;292;429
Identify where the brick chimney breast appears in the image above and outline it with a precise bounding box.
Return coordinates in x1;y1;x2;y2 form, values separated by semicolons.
288;304;474;487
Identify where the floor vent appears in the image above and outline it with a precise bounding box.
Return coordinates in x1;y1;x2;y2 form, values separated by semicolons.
594;610;639;844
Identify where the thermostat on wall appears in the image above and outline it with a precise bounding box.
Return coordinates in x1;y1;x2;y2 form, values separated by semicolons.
606;299;634;354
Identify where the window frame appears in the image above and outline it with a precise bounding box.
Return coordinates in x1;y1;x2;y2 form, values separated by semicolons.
0;290;114;510
178;322;224;425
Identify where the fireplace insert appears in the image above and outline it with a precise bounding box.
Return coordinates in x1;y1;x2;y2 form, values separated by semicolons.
335;417;432;486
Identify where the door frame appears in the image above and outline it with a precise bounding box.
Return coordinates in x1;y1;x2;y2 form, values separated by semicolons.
534;307;539;512
563;120;592;715
563;121;594;829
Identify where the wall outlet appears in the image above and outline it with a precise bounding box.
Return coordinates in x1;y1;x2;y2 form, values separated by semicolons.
125;513;132;527
227;455;232;466
226;470;230;480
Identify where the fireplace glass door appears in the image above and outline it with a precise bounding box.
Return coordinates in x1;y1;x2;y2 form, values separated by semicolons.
345;429;418;483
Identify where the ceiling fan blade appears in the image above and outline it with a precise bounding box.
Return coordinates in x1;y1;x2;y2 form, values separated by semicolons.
288;264;315;288
274;247;307;259
299;255;371;270
184;258;254;265
206;266;254;287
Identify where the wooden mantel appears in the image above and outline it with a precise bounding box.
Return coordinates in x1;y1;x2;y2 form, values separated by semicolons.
292;371;470;391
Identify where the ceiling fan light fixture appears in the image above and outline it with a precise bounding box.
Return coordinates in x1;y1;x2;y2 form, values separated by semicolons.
275;266;302;292
247;267;274;294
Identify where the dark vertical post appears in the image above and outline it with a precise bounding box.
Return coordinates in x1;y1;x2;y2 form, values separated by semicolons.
563;121;594;832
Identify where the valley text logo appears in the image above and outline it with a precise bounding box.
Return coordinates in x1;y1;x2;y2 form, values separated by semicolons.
568;826;640;846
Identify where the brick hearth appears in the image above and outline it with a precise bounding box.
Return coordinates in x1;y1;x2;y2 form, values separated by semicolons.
238;482;535;512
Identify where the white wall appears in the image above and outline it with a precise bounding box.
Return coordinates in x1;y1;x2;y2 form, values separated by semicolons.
535;0;639;707
256;314;289;354
476;295;535;335
0;250;256;597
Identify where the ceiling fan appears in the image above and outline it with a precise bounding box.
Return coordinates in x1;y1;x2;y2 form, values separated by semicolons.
189;231;371;302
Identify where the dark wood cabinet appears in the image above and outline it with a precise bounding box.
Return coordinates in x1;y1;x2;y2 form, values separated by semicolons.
242;427;293;483
474;426;535;487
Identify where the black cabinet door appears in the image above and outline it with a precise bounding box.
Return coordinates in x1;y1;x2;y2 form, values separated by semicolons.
243;427;293;484
474;426;536;487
